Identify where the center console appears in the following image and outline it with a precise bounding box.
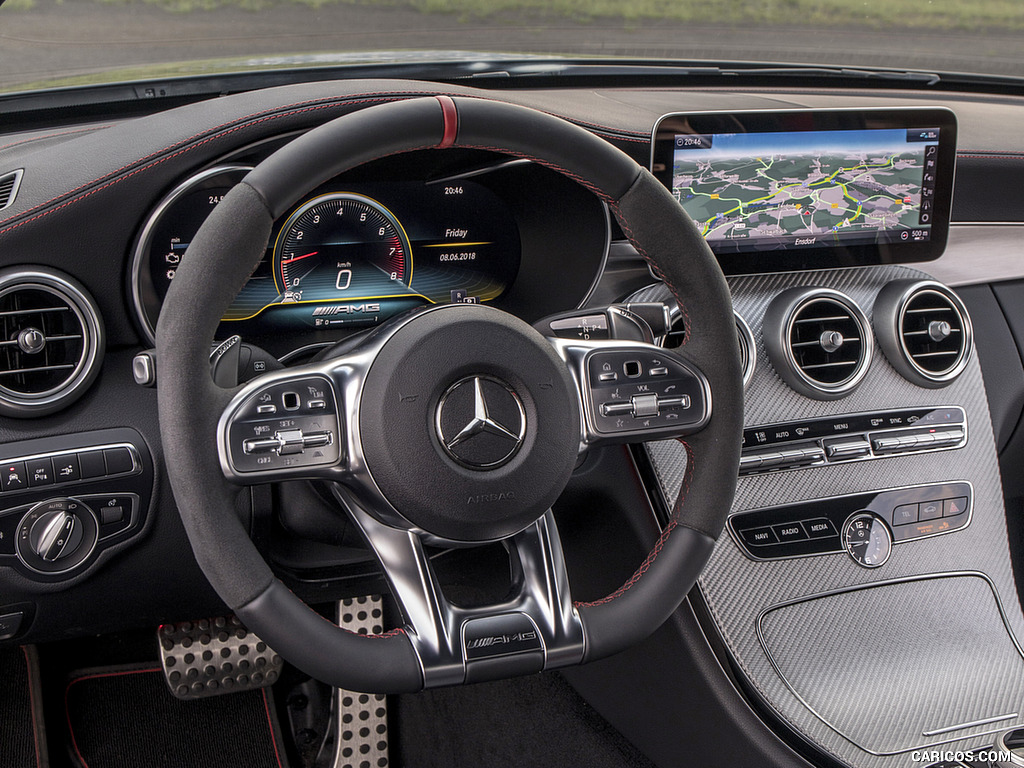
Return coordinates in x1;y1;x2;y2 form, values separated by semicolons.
631;261;1017;768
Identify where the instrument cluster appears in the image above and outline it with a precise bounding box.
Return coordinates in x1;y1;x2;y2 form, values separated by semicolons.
131;154;543;346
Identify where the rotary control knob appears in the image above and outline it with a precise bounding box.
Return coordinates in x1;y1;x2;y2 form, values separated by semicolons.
29;508;83;561
17;498;98;574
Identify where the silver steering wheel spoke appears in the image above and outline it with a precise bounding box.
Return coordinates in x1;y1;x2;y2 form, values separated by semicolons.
335;485;585;688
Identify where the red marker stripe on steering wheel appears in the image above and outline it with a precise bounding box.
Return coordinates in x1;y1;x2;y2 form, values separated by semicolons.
436;95;459;148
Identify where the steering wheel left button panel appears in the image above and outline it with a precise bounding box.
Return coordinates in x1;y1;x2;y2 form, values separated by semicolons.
226;375;341;474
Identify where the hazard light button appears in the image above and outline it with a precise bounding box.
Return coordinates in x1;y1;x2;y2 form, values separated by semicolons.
944;497;968;517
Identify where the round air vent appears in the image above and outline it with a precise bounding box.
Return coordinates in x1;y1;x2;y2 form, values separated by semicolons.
0;268;104;417
874;279;972;388
763;287;873;400
661;305;756;389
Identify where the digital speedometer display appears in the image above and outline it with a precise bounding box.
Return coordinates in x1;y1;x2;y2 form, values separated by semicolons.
274;193;413;305
135;168;522;341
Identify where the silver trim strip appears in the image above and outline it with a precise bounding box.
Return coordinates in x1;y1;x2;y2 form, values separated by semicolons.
923;713;1018;738
426;158;532;185
755;571;1024;756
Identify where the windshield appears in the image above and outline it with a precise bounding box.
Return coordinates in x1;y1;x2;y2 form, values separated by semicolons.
1;0;1020;93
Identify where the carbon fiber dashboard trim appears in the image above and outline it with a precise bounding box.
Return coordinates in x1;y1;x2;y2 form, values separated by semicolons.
630;265;1021;768
757;572;1024;756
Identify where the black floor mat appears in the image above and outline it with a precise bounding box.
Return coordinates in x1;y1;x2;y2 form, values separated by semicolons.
65;665;284;768
0;648;39;768
396;672;656;768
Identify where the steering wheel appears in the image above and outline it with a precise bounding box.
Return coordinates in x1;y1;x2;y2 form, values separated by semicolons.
156;96;743;693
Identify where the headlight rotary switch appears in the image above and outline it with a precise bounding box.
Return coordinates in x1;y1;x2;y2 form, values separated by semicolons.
16;498;99;574
31;506;82;561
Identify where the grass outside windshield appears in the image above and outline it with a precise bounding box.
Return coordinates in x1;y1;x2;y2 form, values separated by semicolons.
1;0;1022;92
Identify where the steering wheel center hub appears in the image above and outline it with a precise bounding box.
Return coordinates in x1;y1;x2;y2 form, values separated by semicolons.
357;304;580;542
435;375;527;469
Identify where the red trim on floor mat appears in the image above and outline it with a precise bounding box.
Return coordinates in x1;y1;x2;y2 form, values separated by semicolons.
21;647;42;768
261;688;284;768
65;668;161;768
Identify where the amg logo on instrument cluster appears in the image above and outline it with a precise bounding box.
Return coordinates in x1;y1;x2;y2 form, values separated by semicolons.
312;303;381;316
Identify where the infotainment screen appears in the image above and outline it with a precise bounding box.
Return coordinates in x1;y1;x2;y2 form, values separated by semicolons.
650;109;957;274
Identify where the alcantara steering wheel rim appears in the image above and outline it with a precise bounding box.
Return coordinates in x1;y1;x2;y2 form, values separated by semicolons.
156;95;743;693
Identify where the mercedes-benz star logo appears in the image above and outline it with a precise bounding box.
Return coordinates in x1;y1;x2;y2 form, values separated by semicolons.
435;376;526;469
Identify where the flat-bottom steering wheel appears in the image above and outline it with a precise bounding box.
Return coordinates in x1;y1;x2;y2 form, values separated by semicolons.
157;95;743;693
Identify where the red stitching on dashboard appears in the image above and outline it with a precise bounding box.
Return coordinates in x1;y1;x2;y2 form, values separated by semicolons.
0;95;445;238
0;90;470;236
610;198;691;346
0;126;112;155
0;90;646;237
574;440;695;608
958;152;1024;160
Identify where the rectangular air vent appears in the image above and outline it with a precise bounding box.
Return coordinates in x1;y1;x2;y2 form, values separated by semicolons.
0;170;24;212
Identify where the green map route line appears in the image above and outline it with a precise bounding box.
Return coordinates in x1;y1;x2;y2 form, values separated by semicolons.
682;154;904;237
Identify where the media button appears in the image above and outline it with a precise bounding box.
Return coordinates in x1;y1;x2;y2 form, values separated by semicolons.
804;518;838;538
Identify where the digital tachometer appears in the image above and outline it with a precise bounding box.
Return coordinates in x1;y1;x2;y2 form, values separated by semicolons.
272;193;414;304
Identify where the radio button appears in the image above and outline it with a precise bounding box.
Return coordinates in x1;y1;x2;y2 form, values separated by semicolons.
772;523;808;543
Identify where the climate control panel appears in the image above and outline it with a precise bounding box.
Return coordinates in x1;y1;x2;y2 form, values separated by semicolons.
739;406;966;475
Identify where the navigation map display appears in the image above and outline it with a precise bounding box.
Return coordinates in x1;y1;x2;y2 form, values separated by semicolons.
651;109;957;273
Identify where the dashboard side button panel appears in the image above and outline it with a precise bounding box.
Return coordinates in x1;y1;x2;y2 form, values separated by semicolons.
729;481;973;561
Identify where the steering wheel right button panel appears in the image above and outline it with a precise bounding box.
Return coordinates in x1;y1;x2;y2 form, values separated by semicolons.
586;349;710;439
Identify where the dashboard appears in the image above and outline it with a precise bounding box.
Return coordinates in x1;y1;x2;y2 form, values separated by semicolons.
1;74;1024;768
